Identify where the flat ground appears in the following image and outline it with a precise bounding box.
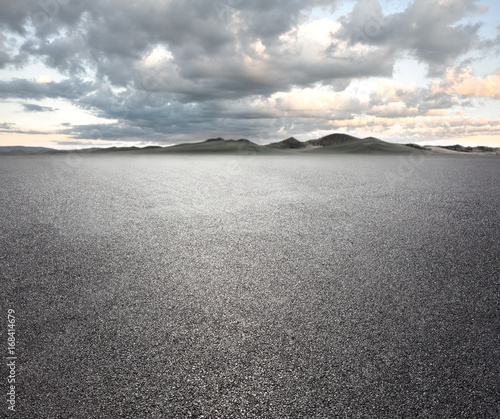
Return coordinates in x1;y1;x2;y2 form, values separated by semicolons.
1;154;499;418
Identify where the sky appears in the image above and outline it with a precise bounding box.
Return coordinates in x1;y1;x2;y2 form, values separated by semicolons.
0;0;499;148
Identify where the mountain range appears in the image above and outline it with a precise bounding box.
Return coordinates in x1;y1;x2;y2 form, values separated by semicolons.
1;133;499;155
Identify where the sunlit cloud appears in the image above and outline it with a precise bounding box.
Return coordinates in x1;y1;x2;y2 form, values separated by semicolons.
438;67;500;99
143;47;174;67
35;75;52;84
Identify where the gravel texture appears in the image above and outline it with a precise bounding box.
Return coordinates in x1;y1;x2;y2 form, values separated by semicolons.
1;154;500;418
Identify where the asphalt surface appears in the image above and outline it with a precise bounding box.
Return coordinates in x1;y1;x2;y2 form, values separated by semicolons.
1;154;500;418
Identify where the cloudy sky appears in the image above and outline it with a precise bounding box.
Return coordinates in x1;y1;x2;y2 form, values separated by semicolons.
0;0;499;148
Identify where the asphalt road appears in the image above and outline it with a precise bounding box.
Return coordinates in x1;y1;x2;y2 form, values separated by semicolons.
1;154;499;418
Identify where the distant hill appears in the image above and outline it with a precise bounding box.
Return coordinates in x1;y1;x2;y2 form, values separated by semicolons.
304;137;425;154
157;138;281;154
307;133;361;147
264;134;431;154
438;145;499;153
265;137;309;150
1;134;498;155
0;146;60;155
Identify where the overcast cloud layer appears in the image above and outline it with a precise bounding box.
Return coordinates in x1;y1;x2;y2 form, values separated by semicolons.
0;0;499;147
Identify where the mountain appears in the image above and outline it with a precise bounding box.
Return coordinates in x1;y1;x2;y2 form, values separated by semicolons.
265;137;308;150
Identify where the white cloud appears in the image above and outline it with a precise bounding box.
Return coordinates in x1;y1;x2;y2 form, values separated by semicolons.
437;66;500;99
35;75;52;84
0;0;499;146
143;47;174;67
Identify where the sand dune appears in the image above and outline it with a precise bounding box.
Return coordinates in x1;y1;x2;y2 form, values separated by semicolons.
303;137;428;155
1;133;498;155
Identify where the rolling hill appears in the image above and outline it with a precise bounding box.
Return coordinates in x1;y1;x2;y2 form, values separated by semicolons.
265;137;309;150
1;134;497;155
157;138;279;154
303;137;426;154
306;133;361;147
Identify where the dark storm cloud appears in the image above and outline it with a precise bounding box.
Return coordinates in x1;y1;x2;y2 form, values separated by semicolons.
12;1;344;89
0;0;495;143
0;122;14;130
4;0;484;94
0;0;87;36
0;0;38;34
231;0;337;44
0;79;92;100
1;0;489;85
337;0;485;75
0;30;29;68
20;36;87;75
0;50;9;68
22;103;58;112
61;123;157;141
